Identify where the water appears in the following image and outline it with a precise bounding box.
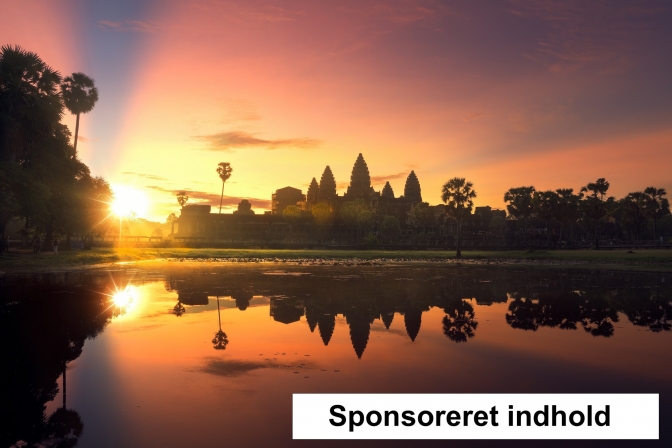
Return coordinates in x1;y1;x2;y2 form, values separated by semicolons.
1;264;671;447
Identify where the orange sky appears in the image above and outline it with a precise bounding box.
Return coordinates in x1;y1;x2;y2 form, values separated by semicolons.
3;0;672;220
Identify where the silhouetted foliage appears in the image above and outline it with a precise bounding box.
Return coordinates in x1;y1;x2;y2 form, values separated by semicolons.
442;177;476;257
442;299;478;343
580;178;611;249
216;162;232;214
176;191;189;207
61;72;98;153
0;46;110;245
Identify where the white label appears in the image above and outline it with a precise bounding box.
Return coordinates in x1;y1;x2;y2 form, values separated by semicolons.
293;394;658;439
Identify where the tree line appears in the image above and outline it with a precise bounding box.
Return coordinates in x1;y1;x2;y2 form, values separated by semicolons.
0;45;109;249
503;179;670;249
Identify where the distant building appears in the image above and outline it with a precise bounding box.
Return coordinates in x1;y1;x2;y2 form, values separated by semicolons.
272;186;306;215
233;199;255;215
176;204;211;237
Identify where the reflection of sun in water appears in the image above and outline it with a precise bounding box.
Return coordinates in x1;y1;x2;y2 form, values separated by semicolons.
112;285;139;314
111;185;149;218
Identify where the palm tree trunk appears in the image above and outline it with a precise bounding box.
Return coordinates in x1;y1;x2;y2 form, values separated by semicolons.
653;218;658;241
219;182;225;214
456;220;462;258
594;221;600;250
62;360;67;409
547;220;551;249
73;113;80;153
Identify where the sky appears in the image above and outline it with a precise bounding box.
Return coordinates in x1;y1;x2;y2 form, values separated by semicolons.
2;0;672;221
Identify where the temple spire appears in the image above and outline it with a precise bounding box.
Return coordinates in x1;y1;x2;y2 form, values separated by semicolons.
319;166;337;201
346;153;371;198
404;171;422;204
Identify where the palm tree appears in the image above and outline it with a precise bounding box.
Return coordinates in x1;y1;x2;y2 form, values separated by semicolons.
643;187;670;241
556;188;581;246
580;178;610;249
216;162;233;214
61;72;99;153
176;191;189;207
504;186;535;245
441;177;477;257
0;45;63;163
532;190;559;249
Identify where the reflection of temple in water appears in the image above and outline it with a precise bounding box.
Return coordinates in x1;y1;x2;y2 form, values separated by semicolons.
163;267;672;359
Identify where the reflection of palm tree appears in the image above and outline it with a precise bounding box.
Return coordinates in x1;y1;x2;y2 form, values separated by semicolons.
212;296;229;350
579;273;619;337
622;287;672;333
173;301;186;317
505;294;541;331
44;407;84;448
442;299;478;343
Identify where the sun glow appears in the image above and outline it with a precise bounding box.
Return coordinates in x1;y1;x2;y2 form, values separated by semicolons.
112;285;140;314
111;185;149;218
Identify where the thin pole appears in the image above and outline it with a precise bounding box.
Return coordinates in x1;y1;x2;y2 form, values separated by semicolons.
73;113;80;153
219;182;225;214
217;296;222;331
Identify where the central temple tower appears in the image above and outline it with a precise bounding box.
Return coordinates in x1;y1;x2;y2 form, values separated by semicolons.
345;153;372;199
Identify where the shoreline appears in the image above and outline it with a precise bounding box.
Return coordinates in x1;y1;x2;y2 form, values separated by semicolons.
1;248;671;274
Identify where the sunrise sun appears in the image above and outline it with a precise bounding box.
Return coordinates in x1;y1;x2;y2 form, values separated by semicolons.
111;185;149;218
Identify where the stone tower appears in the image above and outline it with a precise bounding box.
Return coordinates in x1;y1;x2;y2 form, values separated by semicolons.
381;181;395;199
404;170;422;204
307;177;320;205
319;166;337;201
346;153;371;199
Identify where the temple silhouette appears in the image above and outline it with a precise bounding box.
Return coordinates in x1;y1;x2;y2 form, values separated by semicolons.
173;153;435;241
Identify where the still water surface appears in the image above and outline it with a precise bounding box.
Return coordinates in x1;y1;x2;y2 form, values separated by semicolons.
2;264;671;447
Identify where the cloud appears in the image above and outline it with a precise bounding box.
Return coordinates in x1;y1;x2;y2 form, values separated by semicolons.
75;135;99;143
98;20;159;33
191;2;300;25
340;0;456;25
201;358;275;377
123;172;168;181
462;112;485;123
507;0;663;73
145;185;272;210
370;171;409;185
192;131;321;151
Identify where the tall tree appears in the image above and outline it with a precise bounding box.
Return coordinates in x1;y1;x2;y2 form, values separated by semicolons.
580;178;610;249
556;188;581;245
176;190;189;207
61;72;98;153
442;177;477;257
503;186;535;244
643;187;670;241
1;45;62;236
0;45;63;163
216;162;232;214
532;190;559;249
616;192;648;242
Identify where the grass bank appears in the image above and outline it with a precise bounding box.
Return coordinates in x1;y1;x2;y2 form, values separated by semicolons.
1;247;672;272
